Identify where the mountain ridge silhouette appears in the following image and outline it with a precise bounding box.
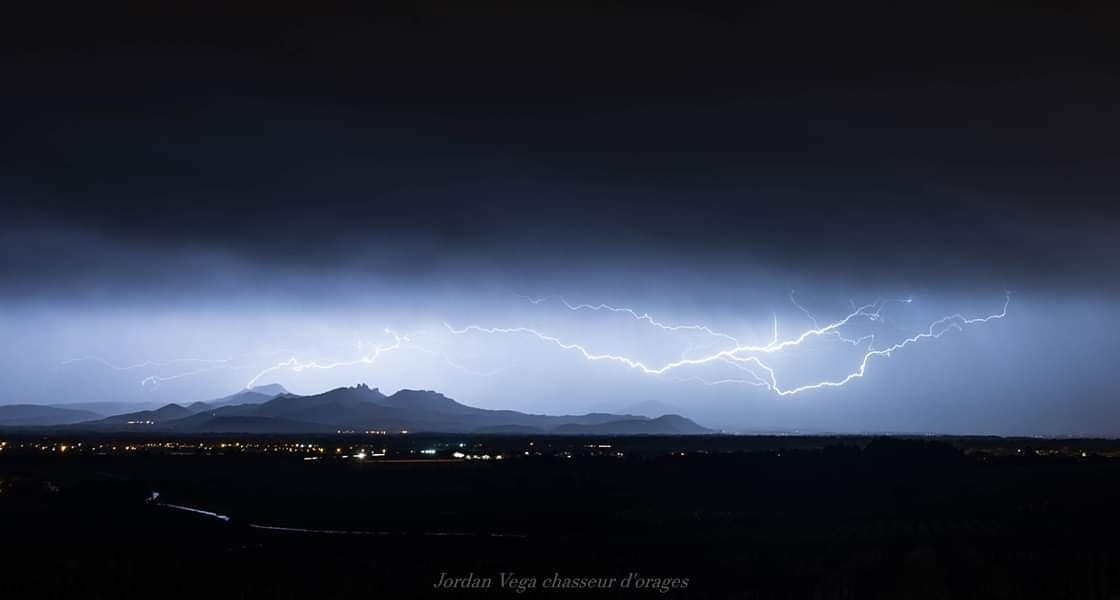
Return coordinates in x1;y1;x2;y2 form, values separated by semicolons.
25;383;716;434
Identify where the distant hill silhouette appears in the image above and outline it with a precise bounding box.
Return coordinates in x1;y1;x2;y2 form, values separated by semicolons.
46;401;161;416
551;415;711;435
0;405;102;426
95;403;194;424
12;383;714;435
617;399;685;419
196;384;290;410
0;385;294;428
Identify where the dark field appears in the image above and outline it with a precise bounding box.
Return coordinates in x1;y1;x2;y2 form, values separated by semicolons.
3;435;1120;599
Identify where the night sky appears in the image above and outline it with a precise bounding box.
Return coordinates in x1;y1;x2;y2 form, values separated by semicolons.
2;3;1118;434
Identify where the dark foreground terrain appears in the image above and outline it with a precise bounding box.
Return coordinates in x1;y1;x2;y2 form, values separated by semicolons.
3;434;1120;599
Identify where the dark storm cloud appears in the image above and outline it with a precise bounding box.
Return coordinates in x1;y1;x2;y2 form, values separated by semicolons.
3;2;1119;297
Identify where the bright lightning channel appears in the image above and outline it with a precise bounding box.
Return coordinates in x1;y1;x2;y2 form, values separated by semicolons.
446;292;1010;396
62;350;297;389
245;329;407;388
61;356;247;389
517;294;742;346
60;357;230;370
139;366;249;388
243;329;506;388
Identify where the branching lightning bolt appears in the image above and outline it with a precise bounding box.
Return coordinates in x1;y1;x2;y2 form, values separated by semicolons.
448;292;1010;396
243;328;509;388
61;356;248;389
245;329;408;388
789;292;915;349
139;366;249;388
64;290;1007;397
60;357;231;371
62;350;296;389
764;297;1008;395
518;294;742;346
68;328;505;391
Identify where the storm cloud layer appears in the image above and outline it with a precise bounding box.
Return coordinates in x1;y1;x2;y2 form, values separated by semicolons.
2;3;1118;434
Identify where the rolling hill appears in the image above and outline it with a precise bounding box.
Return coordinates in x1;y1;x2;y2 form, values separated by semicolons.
0;405;103;427
23;383;714;435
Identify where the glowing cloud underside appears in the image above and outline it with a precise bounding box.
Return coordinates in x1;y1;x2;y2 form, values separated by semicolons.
61;292;1009;397
444;292;1010;396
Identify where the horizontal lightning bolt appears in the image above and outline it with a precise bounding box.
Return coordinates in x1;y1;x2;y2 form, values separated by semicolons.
447;292;1010;396
61;356;230;370
62;356;245;390
62;350;300;389
789;291;913;349
518;294;743;346
764;296;1009;395
245;329;407;389
140;365;249;388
